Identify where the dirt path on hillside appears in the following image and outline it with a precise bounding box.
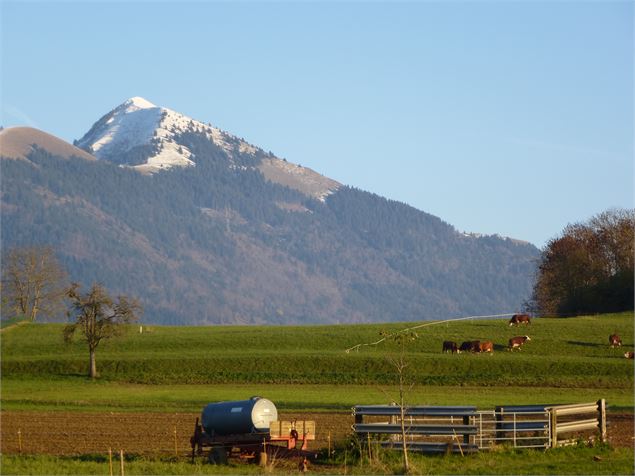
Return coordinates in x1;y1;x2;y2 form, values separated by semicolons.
1;411;632;456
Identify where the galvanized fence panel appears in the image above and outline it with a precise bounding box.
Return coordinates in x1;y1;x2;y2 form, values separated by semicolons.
352;405;478;454
546;399;605;447
475;409;550;450
352;401;604;453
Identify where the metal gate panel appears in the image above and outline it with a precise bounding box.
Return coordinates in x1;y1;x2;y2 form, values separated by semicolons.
475;410;550;450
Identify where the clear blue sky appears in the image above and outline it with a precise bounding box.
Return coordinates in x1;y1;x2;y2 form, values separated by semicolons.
2;1;633;247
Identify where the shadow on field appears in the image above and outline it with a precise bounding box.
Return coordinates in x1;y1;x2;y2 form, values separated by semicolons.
566;340;603;348
493;344;507;352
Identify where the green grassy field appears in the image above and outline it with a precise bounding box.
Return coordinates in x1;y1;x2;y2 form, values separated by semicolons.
4;380;633;413
1;313;634;475
1;312;633;412
1;445;634;475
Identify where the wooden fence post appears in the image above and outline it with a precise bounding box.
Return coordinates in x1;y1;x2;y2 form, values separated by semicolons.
327;431;331;461
17;429;22;453
173;426;178;457
598;399;607;443
120;449;125;476
108;448;113;476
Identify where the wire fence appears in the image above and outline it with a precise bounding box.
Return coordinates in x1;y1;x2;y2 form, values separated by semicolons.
352;401;606;453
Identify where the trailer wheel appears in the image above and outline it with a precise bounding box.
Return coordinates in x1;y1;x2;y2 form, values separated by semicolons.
208;446;228;465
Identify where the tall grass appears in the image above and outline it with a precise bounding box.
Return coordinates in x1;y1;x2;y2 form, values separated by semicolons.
0;454;261;475
2;445;633;475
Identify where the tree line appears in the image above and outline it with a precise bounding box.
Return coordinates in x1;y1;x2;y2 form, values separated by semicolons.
528;209;634;317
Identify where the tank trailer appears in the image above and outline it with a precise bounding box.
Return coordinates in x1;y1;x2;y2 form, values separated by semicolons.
190;397;316;465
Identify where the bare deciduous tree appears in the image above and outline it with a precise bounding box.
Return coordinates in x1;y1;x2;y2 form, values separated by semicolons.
64;283;142;379
1;246;68;322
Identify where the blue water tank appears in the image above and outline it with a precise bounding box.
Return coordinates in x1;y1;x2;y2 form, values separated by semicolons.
201;397;278;436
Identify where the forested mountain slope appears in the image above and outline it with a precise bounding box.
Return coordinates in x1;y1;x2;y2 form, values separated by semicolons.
1;101;539;325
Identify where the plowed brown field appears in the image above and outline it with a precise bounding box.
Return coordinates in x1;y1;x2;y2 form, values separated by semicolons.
1;411;631;457
0;411;351;456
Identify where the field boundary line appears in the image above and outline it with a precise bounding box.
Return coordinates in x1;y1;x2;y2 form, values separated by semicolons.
345;313;516;353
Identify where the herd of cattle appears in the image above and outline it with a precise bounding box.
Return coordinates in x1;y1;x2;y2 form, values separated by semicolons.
442;336;530;354
441;314;633;359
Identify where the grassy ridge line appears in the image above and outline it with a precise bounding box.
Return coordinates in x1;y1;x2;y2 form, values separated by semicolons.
1;312;632;387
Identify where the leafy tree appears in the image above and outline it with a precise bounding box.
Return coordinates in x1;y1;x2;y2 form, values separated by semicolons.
1;246;68;322
530;209;634;316
64;283;142;378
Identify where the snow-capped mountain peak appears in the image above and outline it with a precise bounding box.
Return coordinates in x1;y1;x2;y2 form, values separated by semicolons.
125;96;157;110
76;96;219;173
76;97;340;200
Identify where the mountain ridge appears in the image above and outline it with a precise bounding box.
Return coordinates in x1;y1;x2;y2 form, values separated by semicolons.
1;99;539;325
0;126;95;162
75;96;341;201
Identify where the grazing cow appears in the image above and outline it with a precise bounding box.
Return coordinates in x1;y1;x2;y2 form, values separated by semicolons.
609;334;622;348
508;335;531;351
509;314;531;326
624;351;634;359
459;340;481;353
479;340;494;353
442;341;458;354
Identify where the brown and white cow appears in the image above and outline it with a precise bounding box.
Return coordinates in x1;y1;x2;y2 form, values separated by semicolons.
479;340;494;353
609;334;622;348
509;314;531;326
508;335;531;351
624;351;634;359
442;341;458;354
459;340;481;353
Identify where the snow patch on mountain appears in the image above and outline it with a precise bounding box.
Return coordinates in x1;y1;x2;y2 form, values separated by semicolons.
88;101;162;158
77;97;341;200
127;96;156;109
76;96;255;173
